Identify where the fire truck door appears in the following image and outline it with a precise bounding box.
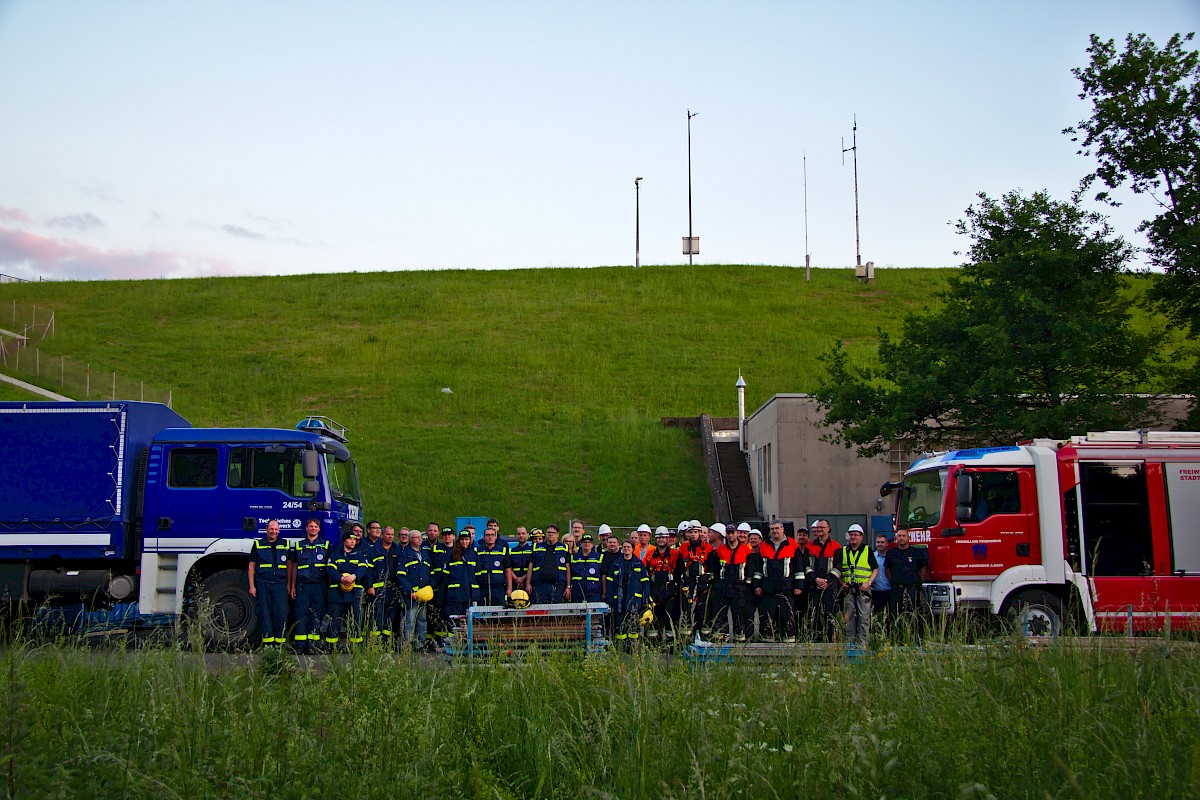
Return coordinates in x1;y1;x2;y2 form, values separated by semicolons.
1158;462;1200;630
1078;462;1159;632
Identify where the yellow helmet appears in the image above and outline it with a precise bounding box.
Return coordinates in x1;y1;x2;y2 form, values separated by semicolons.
415;585;434;603
509;588;531;609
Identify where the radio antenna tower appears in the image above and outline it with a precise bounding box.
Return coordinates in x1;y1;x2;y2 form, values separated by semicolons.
841;115;861;269
803;151;810;282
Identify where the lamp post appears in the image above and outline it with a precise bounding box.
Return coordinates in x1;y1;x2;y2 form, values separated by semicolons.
635;177;643;268
736;373;746;452
684;109;699;264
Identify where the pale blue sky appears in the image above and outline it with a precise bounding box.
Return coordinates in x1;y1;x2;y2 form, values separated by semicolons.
0;1;1196;279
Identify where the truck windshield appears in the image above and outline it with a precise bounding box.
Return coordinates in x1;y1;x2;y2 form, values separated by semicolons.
325;454;361;504
897;468;947;529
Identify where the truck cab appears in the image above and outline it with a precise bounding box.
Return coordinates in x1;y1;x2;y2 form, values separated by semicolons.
139;418;361;646
890;432;1200;636
0;402;362;647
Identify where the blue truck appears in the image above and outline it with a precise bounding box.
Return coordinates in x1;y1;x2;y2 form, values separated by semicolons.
0;401;363;646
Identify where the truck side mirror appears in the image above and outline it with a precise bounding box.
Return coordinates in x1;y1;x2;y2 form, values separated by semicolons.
955;472;974;524
302;479;320;495
302;450;320;479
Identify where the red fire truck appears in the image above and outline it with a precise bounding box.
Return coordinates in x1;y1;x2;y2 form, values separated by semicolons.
888;431;1200;635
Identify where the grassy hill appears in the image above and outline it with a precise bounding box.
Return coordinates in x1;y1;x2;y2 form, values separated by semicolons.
6;265;958;527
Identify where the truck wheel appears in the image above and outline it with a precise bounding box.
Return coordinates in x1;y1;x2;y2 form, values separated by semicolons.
196;569;258;650
1007;590;1065;638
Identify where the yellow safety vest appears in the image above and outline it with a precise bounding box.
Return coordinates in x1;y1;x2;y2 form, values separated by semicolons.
841;546;873;585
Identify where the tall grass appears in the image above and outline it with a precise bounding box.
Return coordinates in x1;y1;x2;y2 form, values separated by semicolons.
1;634;1196;799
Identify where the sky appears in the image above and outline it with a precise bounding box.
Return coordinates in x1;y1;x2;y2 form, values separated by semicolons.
0;1;1196;281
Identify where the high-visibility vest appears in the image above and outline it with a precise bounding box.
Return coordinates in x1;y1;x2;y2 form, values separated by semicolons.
841;546;873;585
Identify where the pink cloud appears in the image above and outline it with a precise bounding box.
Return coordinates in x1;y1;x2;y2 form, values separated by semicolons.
0;226;233;281
0;206;32;223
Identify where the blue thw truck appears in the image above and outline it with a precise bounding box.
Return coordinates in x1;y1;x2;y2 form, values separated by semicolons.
0;401;363;646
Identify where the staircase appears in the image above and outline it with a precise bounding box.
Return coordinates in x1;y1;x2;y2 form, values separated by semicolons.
699;415;760;522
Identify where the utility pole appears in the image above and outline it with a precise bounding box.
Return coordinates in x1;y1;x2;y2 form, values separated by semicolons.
842;115;861;269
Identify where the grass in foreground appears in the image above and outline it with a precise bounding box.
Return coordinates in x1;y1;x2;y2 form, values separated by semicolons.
1;637;1196;799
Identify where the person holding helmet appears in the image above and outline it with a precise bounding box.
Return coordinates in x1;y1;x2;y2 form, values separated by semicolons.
571;532;604;604
506;525;535;598
476;522;510;606
645;526;680;642
396;527;433;651
604;539;650;648
325;529;368;649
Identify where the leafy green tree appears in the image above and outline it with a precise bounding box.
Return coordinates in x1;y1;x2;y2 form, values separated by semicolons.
1064;32;1200;336
816;191;1163;457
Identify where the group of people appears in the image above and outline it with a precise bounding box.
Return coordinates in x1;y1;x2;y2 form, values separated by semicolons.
246;515;930;652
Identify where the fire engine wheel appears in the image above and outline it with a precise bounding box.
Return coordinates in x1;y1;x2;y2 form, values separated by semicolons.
195;569;258;650
1006;590;1065;638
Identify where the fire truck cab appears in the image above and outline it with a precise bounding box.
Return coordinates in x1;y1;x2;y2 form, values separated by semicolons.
890;431;1200;635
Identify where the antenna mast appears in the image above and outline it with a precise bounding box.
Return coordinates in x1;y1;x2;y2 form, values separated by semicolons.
841;115;861;269
803;151;810;282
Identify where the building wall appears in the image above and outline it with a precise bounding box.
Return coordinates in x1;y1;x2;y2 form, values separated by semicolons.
745;394;889;528
744;393;1196;533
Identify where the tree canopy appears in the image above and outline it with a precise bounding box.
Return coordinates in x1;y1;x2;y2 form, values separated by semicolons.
815;191;1163;457
1065;32;1200;336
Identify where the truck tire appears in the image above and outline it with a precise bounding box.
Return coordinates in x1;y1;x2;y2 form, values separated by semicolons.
1006;590;1065;638
196;569;258;650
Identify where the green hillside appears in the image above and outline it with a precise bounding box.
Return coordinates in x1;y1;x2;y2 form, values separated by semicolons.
5;265;957;526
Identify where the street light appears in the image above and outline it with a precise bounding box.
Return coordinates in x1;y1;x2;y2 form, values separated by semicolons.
635;177;643;268
684;109;699;264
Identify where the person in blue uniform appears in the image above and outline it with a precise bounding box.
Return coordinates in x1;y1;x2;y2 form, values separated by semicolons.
326;530;368;648
248;518;290;646
289;517;330;653
443;530;479;619
506;525;535;597
427;526;457;649
604;540;650;647
571;533;604;603
475;524;510;606
533;524;572;604
395;531;432;650
360;520;386;640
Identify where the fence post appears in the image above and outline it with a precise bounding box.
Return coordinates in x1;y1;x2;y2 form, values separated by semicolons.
167;389;172;409
1126;604;1134;638
111;371;116;400
140;381;144;401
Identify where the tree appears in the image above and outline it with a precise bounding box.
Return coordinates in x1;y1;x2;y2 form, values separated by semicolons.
1064;33;1200;335
815;191;1164;457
